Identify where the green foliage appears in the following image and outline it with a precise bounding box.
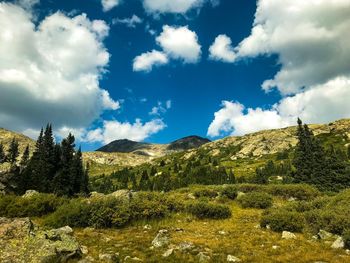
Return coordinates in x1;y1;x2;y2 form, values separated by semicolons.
193;188;218;198
260;209;305;232
129;192;169;220
220;185;238;200
187;202;231;219
238;192;273;209
0;194;67;218
266;184;320;201
7;137;19;164
343;229;350;249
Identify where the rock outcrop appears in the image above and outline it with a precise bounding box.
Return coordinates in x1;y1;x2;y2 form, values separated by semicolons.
0;217;82;263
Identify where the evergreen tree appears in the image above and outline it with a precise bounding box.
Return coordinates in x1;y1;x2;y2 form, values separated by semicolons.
0;143;6;163
19;145;30;169
7;138;19;164
139;170;150;190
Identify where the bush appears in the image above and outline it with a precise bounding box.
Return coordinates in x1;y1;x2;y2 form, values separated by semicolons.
343;229;350;249
266;184;320;201
238;192;273;209
193;189;218;199
220;185;238;200
130;192;170;220
0;194;67;218
187;202;231;219
260;209;305;232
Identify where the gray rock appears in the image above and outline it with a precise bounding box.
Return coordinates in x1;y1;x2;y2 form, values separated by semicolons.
0;217;82;263
318;230;334;240
99;253;119;262
282;231;296;240
109;189;133;201
152;229;169;248
22;190;40;198
227;255;241;262
331;237;344;249
177;241;195;252
197;252;211;262
162;248;174;257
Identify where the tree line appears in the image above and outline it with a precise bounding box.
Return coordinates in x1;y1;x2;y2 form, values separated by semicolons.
0;124;89;196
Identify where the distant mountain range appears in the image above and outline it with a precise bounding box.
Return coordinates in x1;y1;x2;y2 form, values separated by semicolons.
96;135;211;153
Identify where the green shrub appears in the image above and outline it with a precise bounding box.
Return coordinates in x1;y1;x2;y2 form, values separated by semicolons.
260;209;305;232
130;192;169;220
187;202;231;219
0;194;67;218
238;192;273;209
266;184;320;201
220;185;238;200
343;229;350;249
193;189;218;199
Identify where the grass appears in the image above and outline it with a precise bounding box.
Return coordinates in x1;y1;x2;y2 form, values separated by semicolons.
73;199;350;262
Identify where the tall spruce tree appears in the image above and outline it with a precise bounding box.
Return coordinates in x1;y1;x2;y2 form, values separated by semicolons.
7;138;19;164
20;145;30;169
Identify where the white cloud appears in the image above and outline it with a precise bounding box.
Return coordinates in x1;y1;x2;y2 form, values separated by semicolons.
228;0;350;95
0;3;119;136
208;0;350;137
101;0;120;12
133;50;169;72
112;15;143;28
209;34;236;63
16;0;39;10
156;25;201;63
142;0;204;14
86;119;166;143
208;77;350;137
149;100;172;116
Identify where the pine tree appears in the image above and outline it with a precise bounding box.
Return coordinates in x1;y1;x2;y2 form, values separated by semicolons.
0;143;6;163
7;138;19;164
20;145;30;168
139;170;150;190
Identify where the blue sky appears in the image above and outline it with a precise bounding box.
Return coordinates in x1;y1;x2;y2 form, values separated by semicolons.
1;0;350;151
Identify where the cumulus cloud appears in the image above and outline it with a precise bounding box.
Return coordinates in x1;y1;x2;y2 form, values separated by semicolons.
143;0;204;14
112;15;143;28
101;0;120;12
149;100;172;116
0;2;119;136
133;50;169;72
208;77;350;137
228;0;350;95
209;34;236;62
133;25;201;72
156;25;201;63
208;0;350;137
85;119;166;143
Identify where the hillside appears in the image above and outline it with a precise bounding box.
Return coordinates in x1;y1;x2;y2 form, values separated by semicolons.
86;119;350;176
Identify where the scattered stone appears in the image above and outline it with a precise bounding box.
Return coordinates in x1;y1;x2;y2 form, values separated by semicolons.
237;192;245;198
81;245;89;255
188;193;196;199
282;231;296;240
177;241;195;252
162;248;174;257
331;237;344;249
218;230;226;235
227;255;241;262
22;190;40;198
197;252;211;262
124;256;142;262
56;225;74;235
143;224;152;230
288;197;296;202
345;249;350;255
109;189;133;201
99;253;119;262
152;229;170;248
266;225;271;230
254;224;261;229
318;230;334;240
272;245;279;250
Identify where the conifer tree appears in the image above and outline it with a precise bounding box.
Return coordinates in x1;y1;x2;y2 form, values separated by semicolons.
7;138;19;164
20;145;30;169
0;143;6;164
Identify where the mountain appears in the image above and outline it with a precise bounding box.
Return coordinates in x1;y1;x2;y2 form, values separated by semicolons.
167;135;211;151
97;139;151;153
85;119;350;176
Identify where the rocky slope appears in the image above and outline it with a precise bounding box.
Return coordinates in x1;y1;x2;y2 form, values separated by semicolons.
167;135;210;151
0;128;36;155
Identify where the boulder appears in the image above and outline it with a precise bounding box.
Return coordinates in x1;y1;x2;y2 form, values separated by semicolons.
318;230;334;240
22;190;40;198
197;252;211;262
99;253;120;262
162;248;174;257
227;255;241;262
282;231;296;240
109;189;133;201
331;237;344;249
0;217;82;263
152;230;170;248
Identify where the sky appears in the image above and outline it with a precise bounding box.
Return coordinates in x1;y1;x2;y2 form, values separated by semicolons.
0;0;350;151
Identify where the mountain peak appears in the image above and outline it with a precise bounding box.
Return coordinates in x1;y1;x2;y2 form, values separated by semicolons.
96;139;150;153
